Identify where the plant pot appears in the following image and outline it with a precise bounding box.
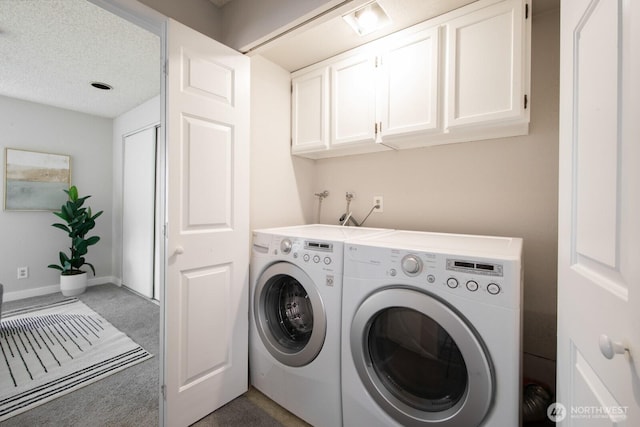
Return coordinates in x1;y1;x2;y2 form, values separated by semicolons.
60;272;88;296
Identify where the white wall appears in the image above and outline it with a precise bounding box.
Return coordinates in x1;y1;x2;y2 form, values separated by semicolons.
250;56;316;230
221;0;337;51
0;95;113;301
112;95;161;282
136;0;222;40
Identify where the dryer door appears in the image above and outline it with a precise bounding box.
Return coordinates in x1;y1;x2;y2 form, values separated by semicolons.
254;262;326;367
350;288;493;427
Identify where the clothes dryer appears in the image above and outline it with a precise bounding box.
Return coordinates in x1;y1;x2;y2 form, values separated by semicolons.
250;224;392;427
341;230;523;427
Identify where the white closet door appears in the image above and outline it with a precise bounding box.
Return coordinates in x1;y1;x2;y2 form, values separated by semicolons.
164;18;250;427
123;126;156;299
557;0;640;424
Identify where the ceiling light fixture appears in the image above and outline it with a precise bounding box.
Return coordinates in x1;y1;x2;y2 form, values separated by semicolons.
90;82;113;90
343;1;391;36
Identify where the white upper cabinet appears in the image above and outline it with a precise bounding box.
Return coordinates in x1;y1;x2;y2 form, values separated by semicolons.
330;54;377;147
445;0;529;129
291;0;531;159
291;67;330;154
379;27;441;142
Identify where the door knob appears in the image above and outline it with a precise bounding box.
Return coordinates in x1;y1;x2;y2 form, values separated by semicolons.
599;334;628;359
173;246;185;256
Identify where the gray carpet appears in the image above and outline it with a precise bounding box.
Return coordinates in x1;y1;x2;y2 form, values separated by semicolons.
1;284;159;426
0;284;303;427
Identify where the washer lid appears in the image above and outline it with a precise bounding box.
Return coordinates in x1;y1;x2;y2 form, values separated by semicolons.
350;288;494;426
253;224;392;242
254;262;326;367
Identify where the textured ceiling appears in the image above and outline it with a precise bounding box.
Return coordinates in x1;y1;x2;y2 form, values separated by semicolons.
0;0;557;118
0;0;160;118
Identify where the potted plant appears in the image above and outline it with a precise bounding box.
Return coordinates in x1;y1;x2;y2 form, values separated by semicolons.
48;185;103;296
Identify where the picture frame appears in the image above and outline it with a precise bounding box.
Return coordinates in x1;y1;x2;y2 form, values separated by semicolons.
4;148;71;211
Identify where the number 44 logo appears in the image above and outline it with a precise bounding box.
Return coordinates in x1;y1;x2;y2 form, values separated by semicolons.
548;403;568;422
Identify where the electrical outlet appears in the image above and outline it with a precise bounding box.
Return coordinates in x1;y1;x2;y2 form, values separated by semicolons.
373;196;383;213
17;266;29;279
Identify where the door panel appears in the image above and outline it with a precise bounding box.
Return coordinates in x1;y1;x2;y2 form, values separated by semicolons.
291;68;330;153
183;116;232;227
331;54;376;146
380;27;440;139
446;0;526;128
558;0;640;424
164;19;249;427
574;0;619;268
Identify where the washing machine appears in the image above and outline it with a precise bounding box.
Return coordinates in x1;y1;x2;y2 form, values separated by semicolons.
250;224;393;427
341;230;523;427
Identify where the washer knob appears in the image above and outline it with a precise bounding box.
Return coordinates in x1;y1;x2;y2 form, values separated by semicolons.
487;283;501;295
280;239;292;254
401;255;422;276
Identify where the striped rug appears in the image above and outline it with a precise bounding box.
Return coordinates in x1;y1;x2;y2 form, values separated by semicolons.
0;298;153;421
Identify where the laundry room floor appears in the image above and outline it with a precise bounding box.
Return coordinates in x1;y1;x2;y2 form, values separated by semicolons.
244;388;312;426
192;387;311;426
193;387;557;426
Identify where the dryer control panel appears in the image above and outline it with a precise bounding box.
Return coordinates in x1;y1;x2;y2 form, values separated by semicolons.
344;244;521;310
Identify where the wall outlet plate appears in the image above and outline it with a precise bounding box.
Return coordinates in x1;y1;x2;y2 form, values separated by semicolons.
373;196;383;212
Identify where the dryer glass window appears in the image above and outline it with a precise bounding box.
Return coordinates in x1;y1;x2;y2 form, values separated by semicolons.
264;275;314;352
368;308;467;412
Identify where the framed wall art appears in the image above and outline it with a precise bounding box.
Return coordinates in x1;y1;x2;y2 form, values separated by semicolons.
4;148;71;211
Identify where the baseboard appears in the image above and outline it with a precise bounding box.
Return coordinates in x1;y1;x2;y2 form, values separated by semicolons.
4;276;119;302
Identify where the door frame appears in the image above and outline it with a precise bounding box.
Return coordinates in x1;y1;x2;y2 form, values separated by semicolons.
88;0;168;424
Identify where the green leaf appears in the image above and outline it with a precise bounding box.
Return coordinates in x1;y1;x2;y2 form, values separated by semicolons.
85;236;100;246
85;262;97;276
51;223;71;234
68;185;78;201
61;203;74;221
74;238;88;256
91;210;104;221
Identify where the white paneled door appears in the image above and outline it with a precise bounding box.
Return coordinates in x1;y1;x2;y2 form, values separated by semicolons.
558;0;640;425
164;19;250;427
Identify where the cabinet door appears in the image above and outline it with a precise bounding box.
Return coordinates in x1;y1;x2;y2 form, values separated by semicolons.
445;0;529;128
291;67;329;153
379;27;440;140
331;54;376;146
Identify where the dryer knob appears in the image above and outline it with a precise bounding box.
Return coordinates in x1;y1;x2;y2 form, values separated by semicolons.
280;239;292;254
401;255;422;276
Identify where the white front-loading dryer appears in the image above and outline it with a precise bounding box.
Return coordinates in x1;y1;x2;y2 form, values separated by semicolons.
341;230;523;427
250;224;393;427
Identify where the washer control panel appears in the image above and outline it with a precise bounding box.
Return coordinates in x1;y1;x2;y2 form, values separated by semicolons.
270;236;339;272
